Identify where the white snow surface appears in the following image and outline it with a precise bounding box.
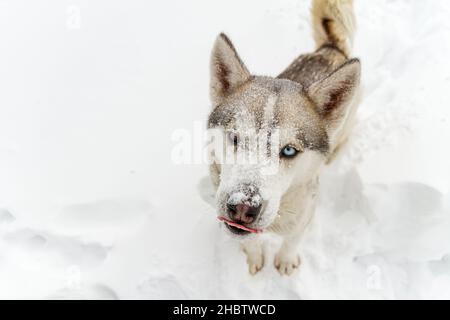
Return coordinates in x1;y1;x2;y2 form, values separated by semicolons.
1;0;450;299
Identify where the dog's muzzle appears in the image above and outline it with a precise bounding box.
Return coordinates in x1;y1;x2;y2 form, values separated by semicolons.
223;184;263;235
227;203;262;224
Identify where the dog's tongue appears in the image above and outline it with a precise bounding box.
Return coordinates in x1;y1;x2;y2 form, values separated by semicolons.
218;216;263;234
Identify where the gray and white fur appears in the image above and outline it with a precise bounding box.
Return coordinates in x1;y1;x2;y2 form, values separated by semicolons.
208;0;361;275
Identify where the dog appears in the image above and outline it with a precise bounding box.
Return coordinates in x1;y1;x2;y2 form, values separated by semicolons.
207;0;361;275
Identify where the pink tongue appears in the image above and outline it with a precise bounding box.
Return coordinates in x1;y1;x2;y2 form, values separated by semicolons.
218;216;263;234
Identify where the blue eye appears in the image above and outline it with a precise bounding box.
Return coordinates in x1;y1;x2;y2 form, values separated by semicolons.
281;146;298;158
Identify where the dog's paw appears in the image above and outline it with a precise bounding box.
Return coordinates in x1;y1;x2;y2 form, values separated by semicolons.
241;238;264;275
274;252;300;276
245;250;264;275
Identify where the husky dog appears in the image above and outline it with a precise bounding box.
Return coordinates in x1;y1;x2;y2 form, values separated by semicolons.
208;0;361;275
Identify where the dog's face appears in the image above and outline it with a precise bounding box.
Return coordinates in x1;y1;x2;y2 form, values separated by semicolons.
208;34;360;237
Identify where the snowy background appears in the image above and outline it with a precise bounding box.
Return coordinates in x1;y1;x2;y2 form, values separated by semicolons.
1;0;450;299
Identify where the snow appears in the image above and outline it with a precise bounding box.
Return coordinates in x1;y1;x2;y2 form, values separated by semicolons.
1;0;450;299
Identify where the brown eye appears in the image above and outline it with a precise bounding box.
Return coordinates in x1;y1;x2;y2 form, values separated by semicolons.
228;132;239;146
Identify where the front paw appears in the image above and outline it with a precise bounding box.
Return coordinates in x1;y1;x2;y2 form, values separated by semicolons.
274;251;300;276
243;248;264;275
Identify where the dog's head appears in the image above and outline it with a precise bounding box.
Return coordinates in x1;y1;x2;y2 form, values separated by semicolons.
208;34;360;237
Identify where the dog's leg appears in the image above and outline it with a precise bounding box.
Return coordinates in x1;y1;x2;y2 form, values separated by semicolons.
274;181;317;276
275;214;313;275
275;233;303;276
241;236;264;275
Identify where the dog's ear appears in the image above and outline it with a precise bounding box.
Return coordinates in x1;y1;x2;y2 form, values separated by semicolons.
210;33;251;106
307;59;360;124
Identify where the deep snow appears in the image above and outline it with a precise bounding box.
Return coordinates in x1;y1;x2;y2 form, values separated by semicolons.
1;0;450;299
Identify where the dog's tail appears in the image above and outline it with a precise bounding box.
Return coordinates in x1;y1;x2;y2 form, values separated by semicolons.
311;0;355;57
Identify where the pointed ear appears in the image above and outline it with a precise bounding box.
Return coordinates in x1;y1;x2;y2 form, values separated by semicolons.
307;59;361;122
210;33;251;106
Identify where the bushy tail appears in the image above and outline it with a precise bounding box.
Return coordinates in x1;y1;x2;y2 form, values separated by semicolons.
311;0;355;57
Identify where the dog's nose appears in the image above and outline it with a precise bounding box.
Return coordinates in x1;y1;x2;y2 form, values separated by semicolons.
227;203;262;224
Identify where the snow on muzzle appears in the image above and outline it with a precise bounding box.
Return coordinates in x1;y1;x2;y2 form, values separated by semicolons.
218;183;266;235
